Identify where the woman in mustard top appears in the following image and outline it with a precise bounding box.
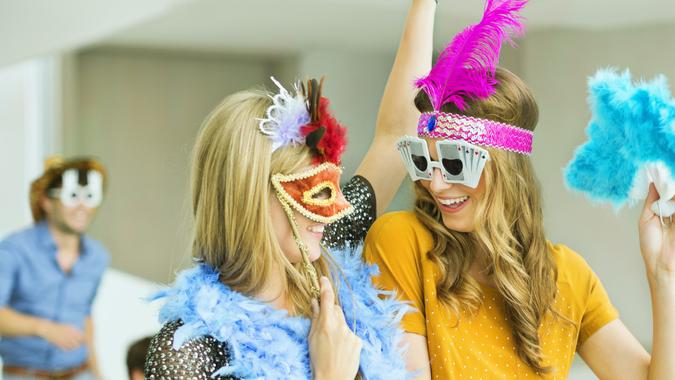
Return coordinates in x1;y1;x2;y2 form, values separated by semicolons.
365;67;675;379
364;22;675;380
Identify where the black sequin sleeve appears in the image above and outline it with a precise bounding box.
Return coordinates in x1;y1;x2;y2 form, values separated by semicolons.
322;175;377;250
145;321;237;380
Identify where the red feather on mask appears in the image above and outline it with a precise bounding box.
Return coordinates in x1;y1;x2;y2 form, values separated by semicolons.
300;78;347;165
301;97;347;165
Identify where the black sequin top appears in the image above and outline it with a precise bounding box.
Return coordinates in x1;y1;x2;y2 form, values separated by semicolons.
145;175;377;379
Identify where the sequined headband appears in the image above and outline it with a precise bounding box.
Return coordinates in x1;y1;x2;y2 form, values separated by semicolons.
418;112;533;155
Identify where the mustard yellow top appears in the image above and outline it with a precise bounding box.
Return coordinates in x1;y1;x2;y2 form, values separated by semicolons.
364;211;619;380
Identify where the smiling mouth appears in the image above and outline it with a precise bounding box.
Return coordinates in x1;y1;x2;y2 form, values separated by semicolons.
437;195;469;208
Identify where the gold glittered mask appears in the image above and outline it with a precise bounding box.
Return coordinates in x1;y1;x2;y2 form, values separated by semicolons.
272;162;354;224
271;162;354;298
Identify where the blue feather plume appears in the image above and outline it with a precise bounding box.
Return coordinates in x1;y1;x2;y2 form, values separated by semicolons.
564;68;675;209
149;246;411;379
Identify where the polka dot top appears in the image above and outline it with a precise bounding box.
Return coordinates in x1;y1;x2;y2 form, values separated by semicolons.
364;211;619;380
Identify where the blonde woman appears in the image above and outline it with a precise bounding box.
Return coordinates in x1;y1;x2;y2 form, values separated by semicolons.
365;1;673;378
364;67;675;378
144;1;438;378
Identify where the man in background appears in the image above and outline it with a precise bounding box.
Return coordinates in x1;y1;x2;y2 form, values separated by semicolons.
0;157;110;380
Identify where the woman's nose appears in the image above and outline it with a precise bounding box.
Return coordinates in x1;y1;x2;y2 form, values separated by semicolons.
429;168;453;193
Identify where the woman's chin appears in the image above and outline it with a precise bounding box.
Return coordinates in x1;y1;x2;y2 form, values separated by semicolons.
441;216;475;233
308;247;322;262
300;235;323;262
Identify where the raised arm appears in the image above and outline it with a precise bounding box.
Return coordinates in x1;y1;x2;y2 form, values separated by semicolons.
355;0;436;214
579;185;675;379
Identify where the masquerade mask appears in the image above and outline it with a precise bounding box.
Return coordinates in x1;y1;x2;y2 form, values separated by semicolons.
271;163;353;298
49;169;103;208
261;77;350;299
397;136;490;189
272;162;354;224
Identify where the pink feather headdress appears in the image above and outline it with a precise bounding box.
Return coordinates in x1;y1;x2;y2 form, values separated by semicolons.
416;0;533;155
417;0;527;111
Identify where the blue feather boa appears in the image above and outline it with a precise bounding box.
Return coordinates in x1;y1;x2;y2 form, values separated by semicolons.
151;248;411;380
565;68;675;208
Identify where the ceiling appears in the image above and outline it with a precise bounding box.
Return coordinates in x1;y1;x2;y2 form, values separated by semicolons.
101;0;675;55
2;0;673;67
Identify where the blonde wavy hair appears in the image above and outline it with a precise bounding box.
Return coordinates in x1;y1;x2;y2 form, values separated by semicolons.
190;89;337;317
414;67;560;374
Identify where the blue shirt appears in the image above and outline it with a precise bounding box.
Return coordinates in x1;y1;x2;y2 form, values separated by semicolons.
0;222;109;371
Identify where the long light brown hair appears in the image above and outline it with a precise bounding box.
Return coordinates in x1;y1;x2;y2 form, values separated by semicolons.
414;67;559;374
190;89;336;317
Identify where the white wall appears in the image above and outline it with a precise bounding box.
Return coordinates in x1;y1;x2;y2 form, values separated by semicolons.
91;269;161;380
0;58;61;237
69;48;273;283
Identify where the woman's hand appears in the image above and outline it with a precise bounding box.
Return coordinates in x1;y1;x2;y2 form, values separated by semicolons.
36;319;85;351
309;276;362;380
639;183;675;286
637;183;675;380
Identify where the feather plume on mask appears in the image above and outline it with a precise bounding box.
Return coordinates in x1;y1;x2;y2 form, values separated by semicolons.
565;69;675;218
416;0;528;111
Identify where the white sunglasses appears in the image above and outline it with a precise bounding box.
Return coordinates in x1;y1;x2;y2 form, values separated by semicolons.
396;136;490;189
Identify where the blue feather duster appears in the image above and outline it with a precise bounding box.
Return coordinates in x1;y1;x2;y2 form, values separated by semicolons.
564;68;675;216
149;246;412;380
